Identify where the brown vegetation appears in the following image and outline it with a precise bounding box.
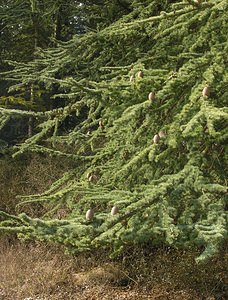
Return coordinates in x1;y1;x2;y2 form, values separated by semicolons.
0;154;71;215
0;237;227;300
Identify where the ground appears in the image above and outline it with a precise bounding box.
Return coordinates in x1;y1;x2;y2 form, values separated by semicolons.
0;237;227;300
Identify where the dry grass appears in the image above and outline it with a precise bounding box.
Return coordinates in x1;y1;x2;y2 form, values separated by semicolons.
0;154;71;216
0;237;227;300
0;238;72;299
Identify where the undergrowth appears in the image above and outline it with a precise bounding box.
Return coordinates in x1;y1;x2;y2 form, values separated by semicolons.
0;237;227;300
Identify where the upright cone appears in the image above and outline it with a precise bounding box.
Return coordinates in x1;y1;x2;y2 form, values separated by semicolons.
137;71;144;78
158;130;166;138
111;206;119;216
86;209;94;221
153;134;160;144
202;86;210;97
148;92;155;101
130;75;134;82
88;174;97;183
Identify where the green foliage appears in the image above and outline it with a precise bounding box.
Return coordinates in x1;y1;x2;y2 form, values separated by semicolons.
0;0;227;262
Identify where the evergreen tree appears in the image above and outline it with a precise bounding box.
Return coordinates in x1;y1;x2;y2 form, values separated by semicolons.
0;0;227;262
0;0;87;142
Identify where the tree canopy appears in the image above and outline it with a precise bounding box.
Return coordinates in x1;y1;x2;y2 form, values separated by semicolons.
0;0;227;263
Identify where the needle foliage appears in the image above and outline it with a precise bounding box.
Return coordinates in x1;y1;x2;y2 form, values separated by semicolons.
0;0;227;262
